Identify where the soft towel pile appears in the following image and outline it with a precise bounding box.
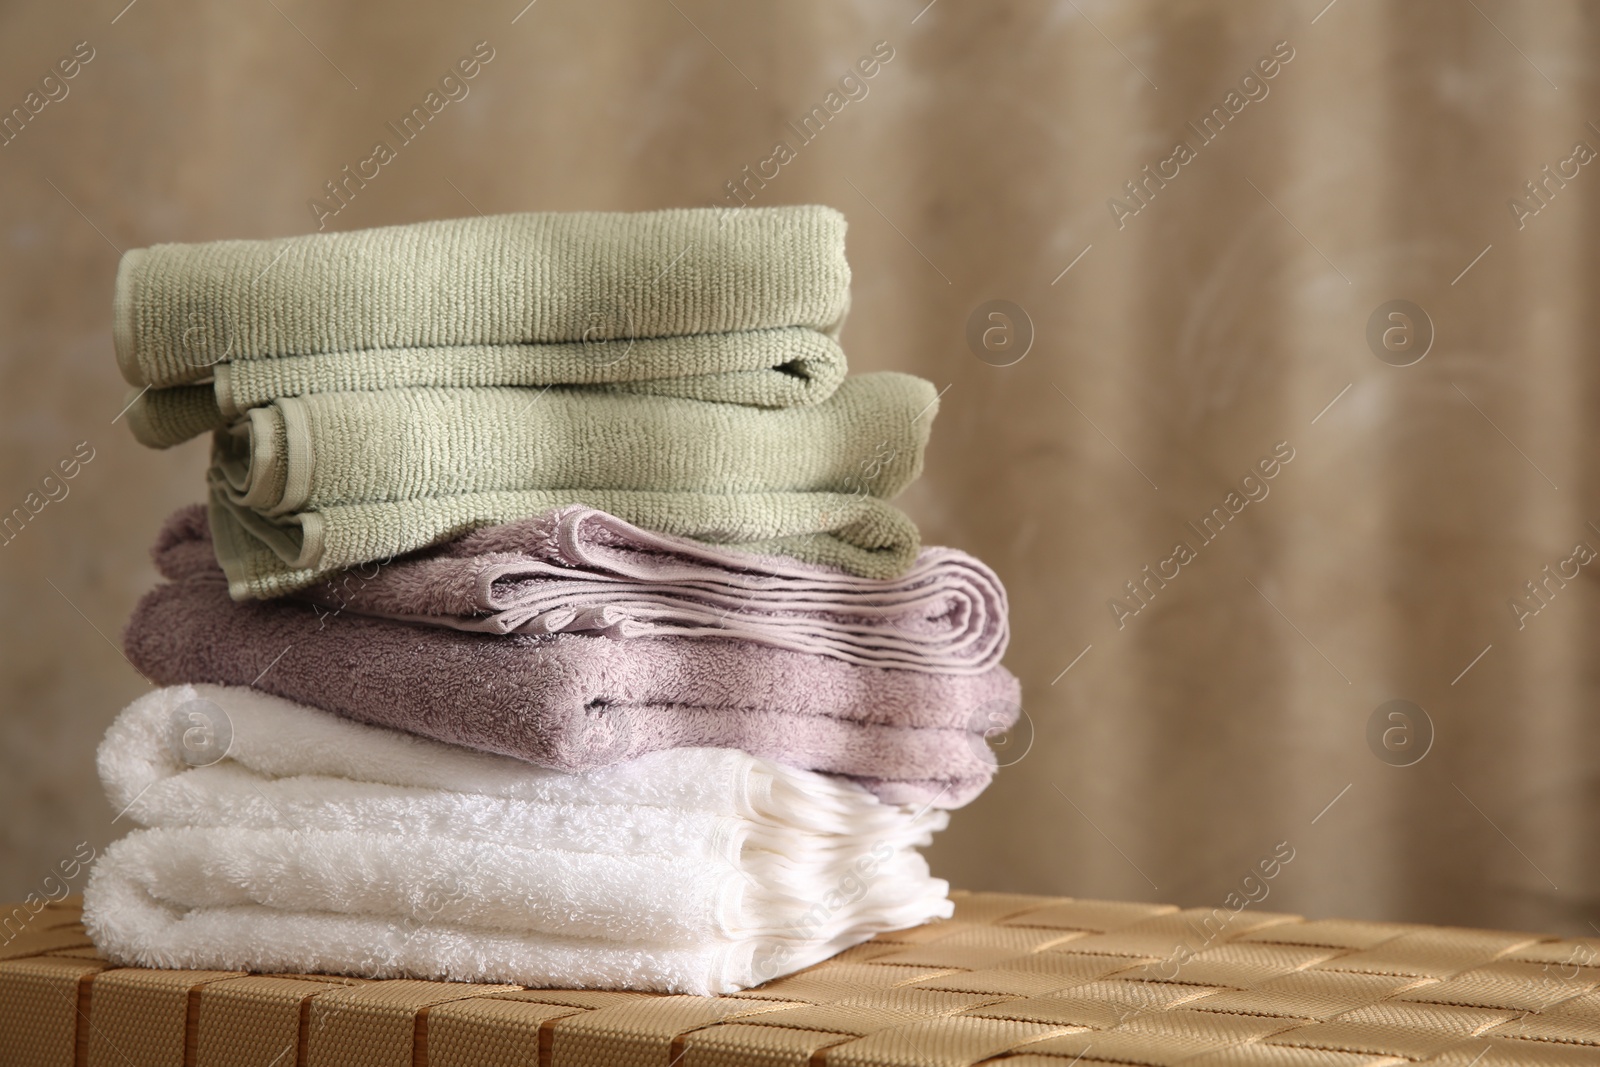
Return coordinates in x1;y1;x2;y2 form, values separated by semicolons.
88;206;1025;993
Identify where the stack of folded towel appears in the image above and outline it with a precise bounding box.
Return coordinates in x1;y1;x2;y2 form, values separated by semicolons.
116;208;927;591
87;207;1023;995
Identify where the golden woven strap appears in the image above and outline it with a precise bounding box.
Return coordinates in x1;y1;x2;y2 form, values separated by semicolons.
0;956;110;1067
546;995;775;1067
303;979;523;1066
422;994;590;1067
6;891;1600;1066
194;975;360;1067
84;967;246;1067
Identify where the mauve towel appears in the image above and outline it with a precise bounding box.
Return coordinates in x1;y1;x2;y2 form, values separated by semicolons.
127;508;1021;808
296;505;1009;676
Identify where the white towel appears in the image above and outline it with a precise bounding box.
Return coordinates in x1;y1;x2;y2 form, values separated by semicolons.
84;684;952;994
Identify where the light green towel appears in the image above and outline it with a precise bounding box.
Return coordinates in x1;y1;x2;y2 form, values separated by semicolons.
114;205;849;415
212;373;932;512
209;485;923;600
123;328;848;448
126;385;227;448
206;372;937;597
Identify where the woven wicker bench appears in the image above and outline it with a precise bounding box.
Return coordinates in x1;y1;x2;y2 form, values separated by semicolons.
5;892;1599;1066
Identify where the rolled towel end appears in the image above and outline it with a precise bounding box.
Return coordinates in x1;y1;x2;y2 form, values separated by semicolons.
124;385;226;449
112;247;145;387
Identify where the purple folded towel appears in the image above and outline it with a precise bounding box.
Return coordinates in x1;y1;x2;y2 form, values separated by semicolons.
124;508;1022;808
293;505;1008;676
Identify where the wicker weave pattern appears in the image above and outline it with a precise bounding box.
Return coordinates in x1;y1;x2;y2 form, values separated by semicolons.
4;893;1600;1066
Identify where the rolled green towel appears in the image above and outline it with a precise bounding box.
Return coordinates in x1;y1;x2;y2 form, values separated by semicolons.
209;486;923;600
212;372;932;512
205;372;937;597
125;385;224;448
114;206;851;436
124;328;848;448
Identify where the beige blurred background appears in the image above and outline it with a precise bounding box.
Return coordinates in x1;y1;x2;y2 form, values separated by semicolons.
3;0;1598;937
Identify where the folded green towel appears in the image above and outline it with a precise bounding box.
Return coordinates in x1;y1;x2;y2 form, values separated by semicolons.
123;328;848;448
114;204;849;407
209;486;923;600
126;385;226;448
206;372;937;598
213;372;931;512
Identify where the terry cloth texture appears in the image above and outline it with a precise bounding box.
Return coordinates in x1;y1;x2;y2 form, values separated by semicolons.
84;684;952;994
113;205;850;386
209;483;928;601
124;329;849;448
208;485;922;600
126;508;1021;809
115;206;851;446
210;373;931;513
294;503;1010;676
204;371;936;598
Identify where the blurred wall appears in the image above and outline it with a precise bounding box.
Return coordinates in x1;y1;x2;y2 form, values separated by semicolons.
3;0;1599;936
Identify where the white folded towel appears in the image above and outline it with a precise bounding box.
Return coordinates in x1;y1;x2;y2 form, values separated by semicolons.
84;684;952;994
